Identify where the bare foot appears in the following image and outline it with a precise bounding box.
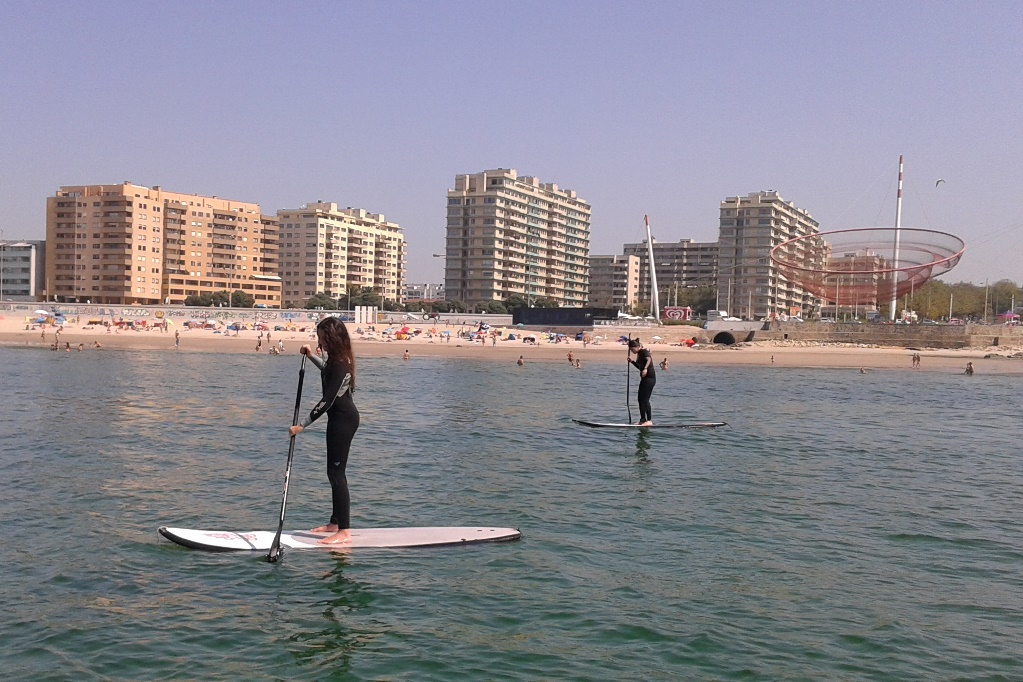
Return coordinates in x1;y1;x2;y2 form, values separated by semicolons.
318;530;352;545
310;524;339;534
639;421;653;427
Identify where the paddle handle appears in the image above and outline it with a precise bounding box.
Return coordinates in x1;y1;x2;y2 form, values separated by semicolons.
268;354;307;563
626;334;632;424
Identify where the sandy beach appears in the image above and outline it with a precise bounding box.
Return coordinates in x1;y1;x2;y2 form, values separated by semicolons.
3;312;1021;374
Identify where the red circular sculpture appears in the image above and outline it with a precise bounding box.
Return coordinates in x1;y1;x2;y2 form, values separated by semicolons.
769;228;966;306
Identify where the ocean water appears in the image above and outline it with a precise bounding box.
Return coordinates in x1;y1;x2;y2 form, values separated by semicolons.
1;347;1021;681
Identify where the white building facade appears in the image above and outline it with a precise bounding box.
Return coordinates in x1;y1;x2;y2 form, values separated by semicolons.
0;239;45;301
277;202;406;307
444;169;591;308
717;191;821;319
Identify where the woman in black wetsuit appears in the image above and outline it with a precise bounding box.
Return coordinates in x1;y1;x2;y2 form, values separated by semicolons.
628;338;656;426
288;317;360;545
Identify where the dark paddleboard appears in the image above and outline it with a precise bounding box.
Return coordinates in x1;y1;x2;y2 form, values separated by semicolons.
572;419;727;429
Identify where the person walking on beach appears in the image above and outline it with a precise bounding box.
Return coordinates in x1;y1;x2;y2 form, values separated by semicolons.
567;350;574;365
288;317;360;546
628;338;656;426
965;362;974;376
174;330;180;349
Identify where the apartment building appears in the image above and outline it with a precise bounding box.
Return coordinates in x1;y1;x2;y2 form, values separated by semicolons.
0;239;45;301
825;249;888;318
444;168;591;308
276;202;405;307
588;254;640;311
622;238;719;308
45;182;281;306
403;282;445;302
717;191;820;319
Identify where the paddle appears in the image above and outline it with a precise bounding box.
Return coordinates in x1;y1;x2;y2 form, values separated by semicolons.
626;334;633;424
267;354;307;563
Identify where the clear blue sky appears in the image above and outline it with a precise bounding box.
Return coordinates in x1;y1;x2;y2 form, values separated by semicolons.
2;1;1020;285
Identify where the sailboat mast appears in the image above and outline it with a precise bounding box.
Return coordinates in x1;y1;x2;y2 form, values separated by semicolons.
889;155;904;321
644;215;661;323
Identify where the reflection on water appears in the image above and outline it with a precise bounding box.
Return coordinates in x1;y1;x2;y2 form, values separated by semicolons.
2;347;1022;680
284;558;374;674
634;429;651;460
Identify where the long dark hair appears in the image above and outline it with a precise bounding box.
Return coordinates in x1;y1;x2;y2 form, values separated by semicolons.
317;316;356;391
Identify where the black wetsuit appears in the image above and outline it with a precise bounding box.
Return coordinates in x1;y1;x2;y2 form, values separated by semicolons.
300;354;359;529
631;348;657;423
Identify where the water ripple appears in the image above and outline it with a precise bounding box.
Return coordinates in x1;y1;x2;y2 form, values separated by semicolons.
2;349;1022;680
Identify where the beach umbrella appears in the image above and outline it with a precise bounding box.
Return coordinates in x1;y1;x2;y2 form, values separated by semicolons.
516;323;525;327
34;309;50;316
652;335;662;341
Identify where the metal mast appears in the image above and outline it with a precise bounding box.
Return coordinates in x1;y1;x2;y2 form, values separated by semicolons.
889;155;904;321
644;215;661;323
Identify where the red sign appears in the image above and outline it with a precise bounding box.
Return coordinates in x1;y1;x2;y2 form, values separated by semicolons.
662;306;693;321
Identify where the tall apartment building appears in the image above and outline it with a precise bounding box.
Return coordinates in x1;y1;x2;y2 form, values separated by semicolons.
276;202;405;307
588;254;640;311
622;238;719;309
0;239;45;301
717;190;820;319
444;169;591;308
45;182;281;306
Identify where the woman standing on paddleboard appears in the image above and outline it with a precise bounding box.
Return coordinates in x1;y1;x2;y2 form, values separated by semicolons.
288;316;360;545
628;338;656;426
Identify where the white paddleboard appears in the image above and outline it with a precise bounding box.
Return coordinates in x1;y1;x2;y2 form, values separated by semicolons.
573;419;727;429
159;525;521;551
